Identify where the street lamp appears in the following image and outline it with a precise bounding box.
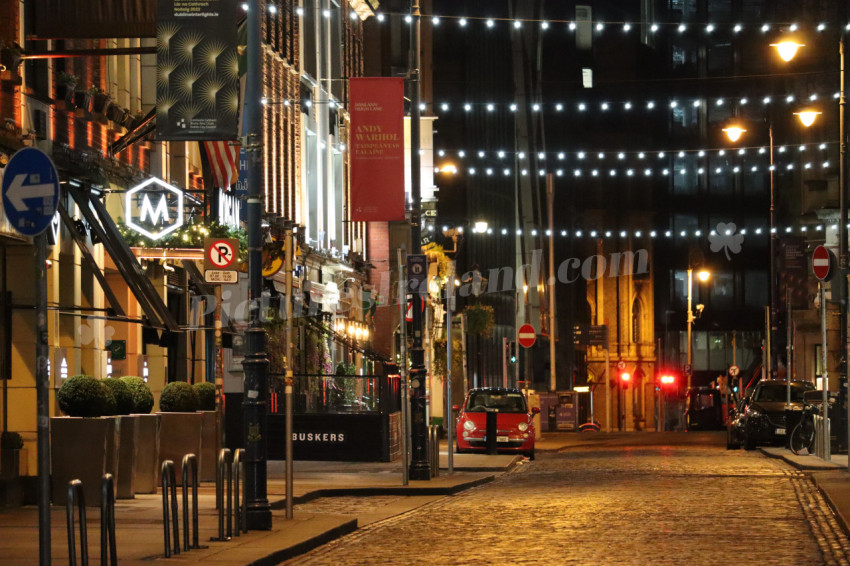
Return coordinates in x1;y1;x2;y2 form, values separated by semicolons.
773;36;846;463
724;118;777;379
686;268;710;391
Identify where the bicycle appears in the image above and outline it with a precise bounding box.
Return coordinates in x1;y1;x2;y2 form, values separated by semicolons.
788;403;818;455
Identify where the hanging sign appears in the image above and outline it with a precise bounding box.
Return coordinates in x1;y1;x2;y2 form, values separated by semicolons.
124;178;184;240
155;0;238;141
349;77;405;221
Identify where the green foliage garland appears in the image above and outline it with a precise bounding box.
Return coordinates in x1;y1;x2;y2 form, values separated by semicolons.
117;220;248;261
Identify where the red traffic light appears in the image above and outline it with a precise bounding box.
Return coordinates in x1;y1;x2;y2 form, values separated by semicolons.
660;374;676;385
620;372;631;382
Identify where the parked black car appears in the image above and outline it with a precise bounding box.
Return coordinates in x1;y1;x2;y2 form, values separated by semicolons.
727;380;815;450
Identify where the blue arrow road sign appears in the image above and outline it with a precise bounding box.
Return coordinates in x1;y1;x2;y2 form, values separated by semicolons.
1;147;60;236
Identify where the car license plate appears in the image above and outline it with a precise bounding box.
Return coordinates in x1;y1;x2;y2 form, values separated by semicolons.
497;435;509;443
776;427;786;435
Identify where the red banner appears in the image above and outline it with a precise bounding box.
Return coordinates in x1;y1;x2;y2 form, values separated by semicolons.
350;78;406;222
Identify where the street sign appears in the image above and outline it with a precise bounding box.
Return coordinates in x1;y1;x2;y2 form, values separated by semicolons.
729;364;740;377
812;245;833;281
204;270;238;284
518;323;536;348
617;360;626;371
684;364;693;377
407;254;427;293
1;147;60;236
205;237;239;270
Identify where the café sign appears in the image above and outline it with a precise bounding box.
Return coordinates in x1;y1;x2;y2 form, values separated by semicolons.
125;177;184;240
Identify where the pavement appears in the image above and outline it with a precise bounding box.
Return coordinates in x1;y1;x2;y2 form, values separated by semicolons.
5;433;850;564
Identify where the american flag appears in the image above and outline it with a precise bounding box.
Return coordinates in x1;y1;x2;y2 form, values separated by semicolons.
202;141;240;189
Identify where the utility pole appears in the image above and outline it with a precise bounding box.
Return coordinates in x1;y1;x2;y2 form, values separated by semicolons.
242;0;271;529
283;225;294;519
547;174;556;392
407;0;430;481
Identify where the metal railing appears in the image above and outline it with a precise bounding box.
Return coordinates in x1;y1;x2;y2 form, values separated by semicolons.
161;460;180;557
66;479;88;566
428;425;440;478
233;448;247;536
213;448;233;541
181;454;200;550
100;474;118;566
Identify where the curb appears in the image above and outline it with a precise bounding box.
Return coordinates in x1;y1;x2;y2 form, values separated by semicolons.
809;474;850;540
759;447;844;471
269;475;496;508
246;518;358;566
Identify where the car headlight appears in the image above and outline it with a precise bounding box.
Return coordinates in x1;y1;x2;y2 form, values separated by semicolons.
463;420;476;432
748;408;762;418
517;422;529;432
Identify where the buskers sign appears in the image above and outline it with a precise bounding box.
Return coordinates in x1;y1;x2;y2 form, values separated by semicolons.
124;178;184;240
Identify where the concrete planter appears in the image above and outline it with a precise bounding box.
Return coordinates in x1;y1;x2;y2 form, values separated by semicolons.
0;448;20;478
51;417;118;507
115;416;138;498
199;411;220;482
157;412;202;485
132;414;160;494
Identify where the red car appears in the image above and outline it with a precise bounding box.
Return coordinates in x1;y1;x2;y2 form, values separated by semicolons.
454;387;539;459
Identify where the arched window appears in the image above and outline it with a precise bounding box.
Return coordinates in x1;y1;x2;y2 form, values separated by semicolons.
632;298;642;344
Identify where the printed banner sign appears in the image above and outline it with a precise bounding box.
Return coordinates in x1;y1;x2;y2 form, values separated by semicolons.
156;0;239;140
350;78;405;222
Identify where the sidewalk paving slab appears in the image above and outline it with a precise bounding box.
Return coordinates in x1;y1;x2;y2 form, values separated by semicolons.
0;453;516;565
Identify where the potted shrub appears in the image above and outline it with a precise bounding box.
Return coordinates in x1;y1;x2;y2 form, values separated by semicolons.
52;375;119;506
0;42;23;84
121;376;159;494
89;85;111;114
157;382;202;484
194;382;219;481
55;72;78;109
0;431;23;478
103;378;137;498
73;88;91;115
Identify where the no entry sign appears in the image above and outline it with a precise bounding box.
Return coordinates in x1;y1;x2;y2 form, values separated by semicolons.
812;245;833;281
518;324;536;348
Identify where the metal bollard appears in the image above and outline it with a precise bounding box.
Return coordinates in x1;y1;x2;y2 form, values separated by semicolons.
428;425;440;478
181;454;200;550
233;448;247;535
101;474;118;566
212;448;233;541
66;479;89;566
161;460;180;557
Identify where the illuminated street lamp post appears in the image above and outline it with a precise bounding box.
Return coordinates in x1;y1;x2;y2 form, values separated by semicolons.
770;36;846;463
686;268;710;391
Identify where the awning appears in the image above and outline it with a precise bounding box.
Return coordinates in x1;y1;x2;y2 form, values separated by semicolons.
66;184;179;331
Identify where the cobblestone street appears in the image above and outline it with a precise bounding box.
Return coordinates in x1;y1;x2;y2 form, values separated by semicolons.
287;433;850;565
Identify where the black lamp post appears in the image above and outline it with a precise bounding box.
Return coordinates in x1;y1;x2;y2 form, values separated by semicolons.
242;0;272;529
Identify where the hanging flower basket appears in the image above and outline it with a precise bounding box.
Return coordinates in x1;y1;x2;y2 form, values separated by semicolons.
464;304;495;337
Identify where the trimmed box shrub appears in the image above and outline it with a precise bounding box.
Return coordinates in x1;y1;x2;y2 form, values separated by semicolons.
159;381;199;413
120;376;154;414
57;375;115;417
194;382;216;411
103;378;134;415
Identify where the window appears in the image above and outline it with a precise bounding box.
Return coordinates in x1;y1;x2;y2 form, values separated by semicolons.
673;155;698;194
632;299;642;343
710;272;735;309
708;155;733;194
302;0;317;80
673;214;698;241
744;270;768;307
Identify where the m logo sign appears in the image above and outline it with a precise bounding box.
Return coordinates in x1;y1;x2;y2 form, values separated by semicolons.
125;178;184;240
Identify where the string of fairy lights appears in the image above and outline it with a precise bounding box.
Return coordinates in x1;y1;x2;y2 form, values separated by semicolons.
264;3;850;36
426;223;845;240
419;92;840;116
